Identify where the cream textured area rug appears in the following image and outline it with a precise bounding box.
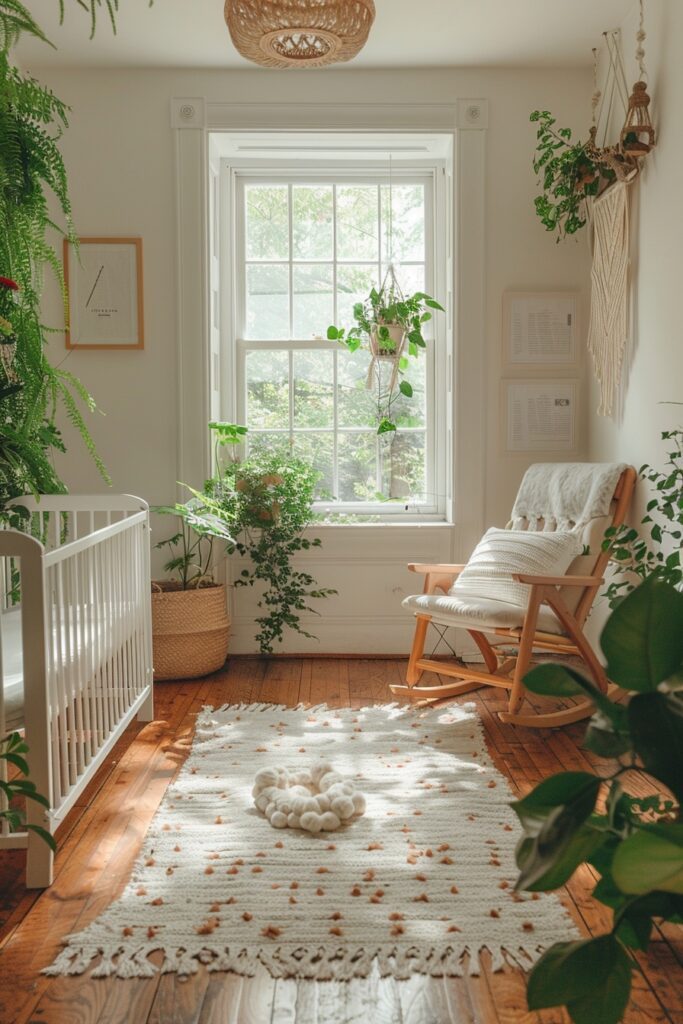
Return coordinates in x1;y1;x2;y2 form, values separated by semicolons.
46;703;577;980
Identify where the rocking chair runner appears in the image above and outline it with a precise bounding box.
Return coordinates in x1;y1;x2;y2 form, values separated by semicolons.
391;463;637;728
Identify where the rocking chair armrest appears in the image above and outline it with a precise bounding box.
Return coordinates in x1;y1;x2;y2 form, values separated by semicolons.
408;563;466;575
513;573;605;587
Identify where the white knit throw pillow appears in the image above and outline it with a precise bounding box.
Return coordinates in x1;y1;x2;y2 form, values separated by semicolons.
453;528;582;608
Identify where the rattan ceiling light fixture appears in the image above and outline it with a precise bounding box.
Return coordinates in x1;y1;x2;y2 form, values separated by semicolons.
224;0;376;69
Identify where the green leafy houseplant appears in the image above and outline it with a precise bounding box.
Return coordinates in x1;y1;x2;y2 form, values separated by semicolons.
0;0;152;48
1;731;55;851
513;574;683;1024
154;423;245;590
530;110;615;241
0;18;110;512
327;279;444;435
158;425;336;656
603;424;683;606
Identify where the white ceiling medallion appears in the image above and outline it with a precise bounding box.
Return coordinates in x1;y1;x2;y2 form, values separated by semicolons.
224;0;376;69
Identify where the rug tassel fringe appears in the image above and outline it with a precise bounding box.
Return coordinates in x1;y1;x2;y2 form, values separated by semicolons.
43;942;552;981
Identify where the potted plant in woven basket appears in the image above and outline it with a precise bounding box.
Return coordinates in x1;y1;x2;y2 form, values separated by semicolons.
151;423;246;681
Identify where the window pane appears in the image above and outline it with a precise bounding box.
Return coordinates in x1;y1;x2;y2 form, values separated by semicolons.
337;348;377;429
336;185;378;261
245;185;289;260
381;263;426;301
292;264;333;339
246;350;290;430
246;264;289;340
380;432;426;501
293;350;333;429
292;432;334;500
293;186;333;261
381;184;425;264
392;356;426;429
338;432;378;502
336;264;378;333
248;432;292;459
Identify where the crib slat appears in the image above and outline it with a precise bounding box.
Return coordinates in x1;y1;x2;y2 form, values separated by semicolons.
54;562;71;798
45;565;61;810
100;536;115;740
70;554;84;778
79;544;94;764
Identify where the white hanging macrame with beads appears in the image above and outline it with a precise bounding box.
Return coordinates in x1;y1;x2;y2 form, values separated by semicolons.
587;181;630;416
587;1;650;417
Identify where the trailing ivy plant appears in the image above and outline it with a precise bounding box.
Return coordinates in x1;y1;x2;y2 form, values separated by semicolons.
327;282;444;435
216;445;337;654
157;424;337;655
513;574;683;1024
530;110;615;242
603;422;683;607
1;731;55;850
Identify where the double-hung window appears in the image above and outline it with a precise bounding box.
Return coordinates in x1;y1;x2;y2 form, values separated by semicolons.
229;166;447;517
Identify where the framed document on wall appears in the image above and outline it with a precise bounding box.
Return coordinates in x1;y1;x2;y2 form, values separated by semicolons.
64;237;144;349
503;291;579;368
502;379;579;454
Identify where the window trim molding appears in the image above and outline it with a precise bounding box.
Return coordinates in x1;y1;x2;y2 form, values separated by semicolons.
227;165;443;517
173;97;487;555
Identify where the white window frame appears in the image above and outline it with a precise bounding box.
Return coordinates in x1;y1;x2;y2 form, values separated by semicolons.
220;159;450;521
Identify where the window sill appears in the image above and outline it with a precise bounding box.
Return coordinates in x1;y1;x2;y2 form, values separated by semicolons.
308;519;453;529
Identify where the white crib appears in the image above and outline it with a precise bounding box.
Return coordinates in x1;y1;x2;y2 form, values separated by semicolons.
0;495;154;888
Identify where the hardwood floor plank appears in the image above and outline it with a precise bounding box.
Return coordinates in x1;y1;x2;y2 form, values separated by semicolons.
196;974;245;1024
147;969;211;1024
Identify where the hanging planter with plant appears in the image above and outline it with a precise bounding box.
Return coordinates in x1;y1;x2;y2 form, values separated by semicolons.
327;265;444;435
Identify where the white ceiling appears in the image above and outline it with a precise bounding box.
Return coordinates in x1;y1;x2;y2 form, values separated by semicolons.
17;0;636;70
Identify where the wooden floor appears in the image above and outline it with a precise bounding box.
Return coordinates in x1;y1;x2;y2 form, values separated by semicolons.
0;657;681;1024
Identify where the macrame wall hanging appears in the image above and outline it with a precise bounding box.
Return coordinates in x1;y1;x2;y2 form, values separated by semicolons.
586;0;656;416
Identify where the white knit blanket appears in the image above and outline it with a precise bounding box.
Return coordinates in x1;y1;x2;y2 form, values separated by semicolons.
45;703;577;981
511;462;628;531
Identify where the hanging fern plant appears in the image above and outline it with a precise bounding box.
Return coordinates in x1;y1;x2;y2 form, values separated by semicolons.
0;4;127;506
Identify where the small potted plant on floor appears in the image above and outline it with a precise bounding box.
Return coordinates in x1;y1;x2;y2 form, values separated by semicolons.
151;423;245;681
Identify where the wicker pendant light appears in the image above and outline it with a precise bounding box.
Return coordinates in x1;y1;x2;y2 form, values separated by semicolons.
225;0;376;69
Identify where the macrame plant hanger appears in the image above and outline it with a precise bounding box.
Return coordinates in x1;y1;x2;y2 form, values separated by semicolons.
366;154;405;398
587;1;653;417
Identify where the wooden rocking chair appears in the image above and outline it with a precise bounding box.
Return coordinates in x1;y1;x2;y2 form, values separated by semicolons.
391;464;636;728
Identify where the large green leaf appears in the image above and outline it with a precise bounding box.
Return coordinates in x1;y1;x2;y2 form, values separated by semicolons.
512;772;600;834
627;692;683;802
527;935;631;1024
565;939;632;1024
517;821;605;892
601;576;683;691
612;826;683;895
614;892;682;951
513;774;603;891
523;662;587;697
583;709;632;758
524;663;630;742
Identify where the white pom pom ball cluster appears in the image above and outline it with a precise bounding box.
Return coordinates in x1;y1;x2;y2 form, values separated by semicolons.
252;762;366;833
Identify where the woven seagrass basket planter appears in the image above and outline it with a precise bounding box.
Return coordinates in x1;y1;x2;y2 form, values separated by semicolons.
151;582;230;681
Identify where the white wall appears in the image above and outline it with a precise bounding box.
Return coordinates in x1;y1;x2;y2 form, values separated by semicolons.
584;0;681;643
589;0;682;487
28;64;591;651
